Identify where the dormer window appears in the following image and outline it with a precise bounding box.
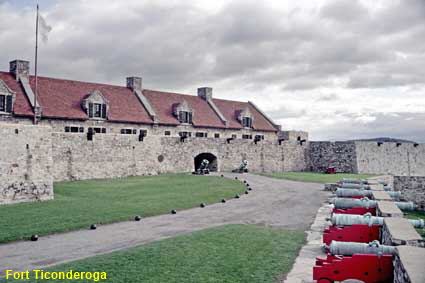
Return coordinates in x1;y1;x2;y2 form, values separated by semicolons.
179;111;192;124
90;103;106;118
237;107;253;129
0;79;15;113
82;90;109;120
173;100;193;124
242;117;252;128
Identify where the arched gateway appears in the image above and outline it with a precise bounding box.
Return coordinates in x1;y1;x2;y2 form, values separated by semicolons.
194;153;218;172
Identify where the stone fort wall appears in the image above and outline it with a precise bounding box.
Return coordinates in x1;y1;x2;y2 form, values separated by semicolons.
355;141;425;176
309;141;425;176
0;124;53;204
2;123;425;205
51;132;309;181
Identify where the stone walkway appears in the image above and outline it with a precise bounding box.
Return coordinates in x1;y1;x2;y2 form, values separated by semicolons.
0;173;328;276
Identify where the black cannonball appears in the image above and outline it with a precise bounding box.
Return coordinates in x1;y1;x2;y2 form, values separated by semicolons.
248;187;252;191
30;234;39;241
221;174;224;177
221;199;226;203
243;180;247;184
90;224;97;230
171;209;177;214
200;203;206;208
134;215;142;221
245;183;250;187
245;191;249;194
235;177;238;180
235;194;240;199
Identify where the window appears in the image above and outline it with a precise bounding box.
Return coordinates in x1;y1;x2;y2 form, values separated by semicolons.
231;134;237;139
0;94;12;113
121;128;137;134
242;117;252;128
88;103;107;119
242;134;252;139
139;129;147;136
65;126;84;133
178;111;192;124
0;95;5;111
164;131;171;136
94;103;102;118
255;135;264;140
195;132;207;138
214;133;220;138
179;131;192;137
89;127;106;134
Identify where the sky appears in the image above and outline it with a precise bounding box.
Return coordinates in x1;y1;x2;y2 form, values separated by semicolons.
0;0;424;141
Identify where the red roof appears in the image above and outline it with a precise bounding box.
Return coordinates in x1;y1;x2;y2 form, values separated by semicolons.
143;89;225;128
0;72;34;116
213;98;277;131
0;71;278;131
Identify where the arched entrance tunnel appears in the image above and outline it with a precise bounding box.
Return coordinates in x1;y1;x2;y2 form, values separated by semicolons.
194;153;218;172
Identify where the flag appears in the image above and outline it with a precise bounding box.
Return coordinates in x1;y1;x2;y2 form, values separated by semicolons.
38;14;52;43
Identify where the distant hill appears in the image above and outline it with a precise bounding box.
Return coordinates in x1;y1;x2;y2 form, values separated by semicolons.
349;137;416;143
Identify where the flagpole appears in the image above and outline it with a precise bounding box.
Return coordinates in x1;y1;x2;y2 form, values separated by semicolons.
34;4;39;124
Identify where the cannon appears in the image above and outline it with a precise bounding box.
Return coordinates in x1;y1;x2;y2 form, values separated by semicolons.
329;213;425;228
325;240;397;256
313;253;393;283
395;201;416;211
193;159;210;175
335;188;372;198
332;197;415;211
232;159;249;173
332;197;377;209
341;178;368;184
335;188;401;200
339;183;370;190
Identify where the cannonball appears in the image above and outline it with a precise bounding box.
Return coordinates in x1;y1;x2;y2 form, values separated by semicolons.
245;191;249;194
248;187;252;191
90;224;97;230
134;215;142;221
220;174;224;177
200;203;206;208
30;234;39;241
171;209;177;214
221;199;226;203
243;180;247;184
235;177;238;180
235;194;240;199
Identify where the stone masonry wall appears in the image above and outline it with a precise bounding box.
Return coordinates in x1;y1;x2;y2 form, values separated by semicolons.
0;124;53;204
393;176;425;211
308;141;425;176
51;133;309;181
355;142;425;176
309;141;358;173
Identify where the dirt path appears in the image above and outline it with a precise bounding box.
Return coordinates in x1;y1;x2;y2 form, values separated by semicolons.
0;173;327;275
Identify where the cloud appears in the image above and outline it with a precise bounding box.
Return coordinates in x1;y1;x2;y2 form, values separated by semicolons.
317;93;340;101
0;0;424;141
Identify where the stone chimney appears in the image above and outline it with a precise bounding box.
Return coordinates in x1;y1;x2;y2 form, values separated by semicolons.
10;60;30;81
126;76;142;92
197;87;213;100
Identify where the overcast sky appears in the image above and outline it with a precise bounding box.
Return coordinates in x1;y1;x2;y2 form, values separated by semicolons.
1;0;424;141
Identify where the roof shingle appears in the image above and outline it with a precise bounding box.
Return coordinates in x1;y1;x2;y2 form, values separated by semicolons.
0;71;278;131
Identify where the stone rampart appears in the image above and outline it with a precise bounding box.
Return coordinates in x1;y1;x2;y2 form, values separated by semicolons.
0;124;53;204
393;176;425;211
51;133;309;181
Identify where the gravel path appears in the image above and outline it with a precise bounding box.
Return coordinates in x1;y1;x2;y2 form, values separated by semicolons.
0;173;327;275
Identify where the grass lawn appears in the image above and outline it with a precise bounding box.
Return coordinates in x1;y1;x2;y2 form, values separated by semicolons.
2;225;305;283
259;172;376;184
405;210;425;238
0;174;245;243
